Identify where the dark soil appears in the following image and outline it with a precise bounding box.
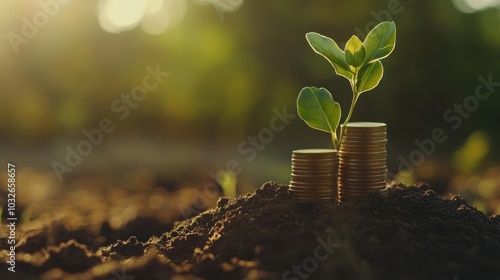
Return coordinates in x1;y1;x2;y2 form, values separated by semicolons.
2;181;500;280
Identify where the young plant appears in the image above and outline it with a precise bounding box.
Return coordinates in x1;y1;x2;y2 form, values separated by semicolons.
297;21;396;150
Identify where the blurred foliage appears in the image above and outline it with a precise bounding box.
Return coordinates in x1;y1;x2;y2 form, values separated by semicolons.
453;130;490;174
0;0;500;202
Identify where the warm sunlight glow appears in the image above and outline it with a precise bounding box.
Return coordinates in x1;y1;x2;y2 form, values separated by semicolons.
98;0;148;34
453;0;500;13
98;0;243;34
141;0;187;35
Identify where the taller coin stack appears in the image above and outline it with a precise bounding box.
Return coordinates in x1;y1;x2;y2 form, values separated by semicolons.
289;149;338;203
338;122;387;203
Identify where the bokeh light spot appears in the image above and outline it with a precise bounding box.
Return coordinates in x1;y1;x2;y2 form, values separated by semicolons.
98;0;149;33
453;0;500;13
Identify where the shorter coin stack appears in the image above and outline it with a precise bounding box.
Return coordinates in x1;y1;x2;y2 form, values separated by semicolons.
289;149;338;203
338;122;387;203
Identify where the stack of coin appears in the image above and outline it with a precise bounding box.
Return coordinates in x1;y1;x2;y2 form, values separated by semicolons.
338;122;387;203
289;149;338;203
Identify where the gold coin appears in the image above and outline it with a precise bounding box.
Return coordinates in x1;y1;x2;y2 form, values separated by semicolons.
291;185;333;190
292;154;338;159
292;162;338;166
339;150;386;156
341;141;386;147
339;149;386;154
340;160;385;163
290;182;336;187
338;178;386;183
292;163;338;167
292;161;338;168
290;184;336;189
292;160;337;165
338;186;386;191
338;167;386;172
338;176;386;181
338;172;386;177
342;122;386;131
292;159;338;164
338;180;386;185
338;178;385;183
292;173;336;177
292;172;337;176
339;162;386;167
290;181;336;189
339;159;385;163
292;174;336;179
341;138;387;142
338;182;386;188
339;178;387;183
292;168;338;172
292;179;336;185
342;137;387;142
342;130;386;136
339;146;386;152
290;149;341;203
337;183;386;189
339;163;386;167
338;169;387;174
339;155;386;160
292;156;337;159
344;129;386;133
291;183;336;188
292;151;337;160
292;166;338;171
339;168;386;173
341;143;387;148
291;170;336;175
291;186;335;191
293;149;337;154
340;155;386;159
339;173;387;178
292;170;337;175
339;158;386;163
292;153;338;158
339;154;386;159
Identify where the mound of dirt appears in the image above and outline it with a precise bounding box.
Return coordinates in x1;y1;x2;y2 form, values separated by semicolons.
2;182;500;279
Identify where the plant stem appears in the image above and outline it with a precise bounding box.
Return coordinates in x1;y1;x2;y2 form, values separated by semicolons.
332;133;339;151
339;71;359;147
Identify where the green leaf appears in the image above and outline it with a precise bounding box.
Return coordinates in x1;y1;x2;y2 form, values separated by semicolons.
356;61;384;94
297;87;341;136
305;32;353;80
345;35;365;69
363;21;396;64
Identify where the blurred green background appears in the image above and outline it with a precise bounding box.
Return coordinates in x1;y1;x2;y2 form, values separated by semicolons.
1;0;500;213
